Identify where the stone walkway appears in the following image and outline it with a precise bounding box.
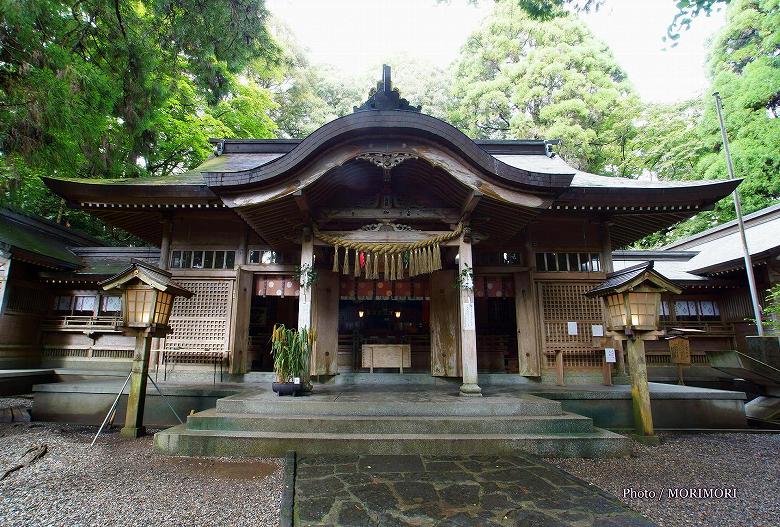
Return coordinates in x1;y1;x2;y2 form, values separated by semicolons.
294;454;656;526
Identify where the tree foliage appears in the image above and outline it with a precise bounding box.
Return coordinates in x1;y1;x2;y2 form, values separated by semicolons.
456;0;731;41
0;0;280;242
448;0;640;174
633;0;779;247
698;0;780;214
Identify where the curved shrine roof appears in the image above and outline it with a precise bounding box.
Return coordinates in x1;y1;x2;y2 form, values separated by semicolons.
42;106;740;247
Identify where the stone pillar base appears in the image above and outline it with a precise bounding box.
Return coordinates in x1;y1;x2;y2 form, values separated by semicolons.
612;374;631;385
120;426;146;439
630;433;661;446
459;383;482;397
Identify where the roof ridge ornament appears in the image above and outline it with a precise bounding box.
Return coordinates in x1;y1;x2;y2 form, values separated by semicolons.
353;65;421;113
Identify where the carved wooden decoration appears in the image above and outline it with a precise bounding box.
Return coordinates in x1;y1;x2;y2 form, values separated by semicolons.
356;152;418;169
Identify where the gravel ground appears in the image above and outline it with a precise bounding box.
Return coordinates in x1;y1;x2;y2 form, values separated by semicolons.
0;399;283;527
549;432;780;527
1;395;33;410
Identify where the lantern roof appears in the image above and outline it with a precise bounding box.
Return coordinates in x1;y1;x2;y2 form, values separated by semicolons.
99;258;192;298
585;261;682;298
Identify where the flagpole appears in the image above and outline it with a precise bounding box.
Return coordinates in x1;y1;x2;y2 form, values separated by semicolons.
713;92;764;336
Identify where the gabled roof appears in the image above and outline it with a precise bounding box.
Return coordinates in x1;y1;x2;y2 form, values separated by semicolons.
660;203;780;274
201;111;575;192
664;202;780;250
613;202;780;286
612;250;708;283
0;208;103;269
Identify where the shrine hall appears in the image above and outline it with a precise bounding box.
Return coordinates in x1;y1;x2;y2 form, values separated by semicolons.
26;66;744;394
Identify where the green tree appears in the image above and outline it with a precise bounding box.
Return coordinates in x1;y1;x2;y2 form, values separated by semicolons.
631;100;708;181
449;0;640;174
452;0;731;41
252;19;364;138
696;0;780;215
0;0;280;242
636;0;780;247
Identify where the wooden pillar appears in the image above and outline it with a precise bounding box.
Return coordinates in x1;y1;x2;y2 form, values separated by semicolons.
312;271;339;375
601;222;628;375
615;340;627;376
430;269;460;377
297;229;314;332
121;333;151;438
458;229;481;396
625;337;654;437
298;230;316;379
600;222;614;273
158;218;172;270
231;269;253;375
237;226;249;267
153;217;172;365
0;252;10;315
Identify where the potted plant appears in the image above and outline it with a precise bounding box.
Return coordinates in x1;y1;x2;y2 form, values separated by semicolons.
270;324;316;396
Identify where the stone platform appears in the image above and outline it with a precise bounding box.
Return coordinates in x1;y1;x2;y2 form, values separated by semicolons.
154;384;633;458
31;379;244;427
28;375;748;432
0;369;55;395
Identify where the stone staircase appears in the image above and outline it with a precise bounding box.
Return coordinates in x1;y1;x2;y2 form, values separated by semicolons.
154;385;632;458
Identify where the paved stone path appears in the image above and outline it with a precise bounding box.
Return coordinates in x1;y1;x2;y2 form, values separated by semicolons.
294;454;656;526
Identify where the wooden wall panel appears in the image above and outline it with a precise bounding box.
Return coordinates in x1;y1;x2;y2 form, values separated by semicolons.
430;270;460;377
312;270;339;375
514;271;541;376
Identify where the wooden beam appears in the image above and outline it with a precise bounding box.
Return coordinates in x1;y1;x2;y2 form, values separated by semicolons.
316;207;460;224
313;230;457;244
311;229;487;247
460;190;483;221
293;190;311;222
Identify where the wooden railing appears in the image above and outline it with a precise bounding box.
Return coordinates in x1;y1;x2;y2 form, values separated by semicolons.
42;315;123;332
660;320;736;335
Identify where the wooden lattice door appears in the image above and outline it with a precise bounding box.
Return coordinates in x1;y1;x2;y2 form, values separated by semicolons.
538;281;603;369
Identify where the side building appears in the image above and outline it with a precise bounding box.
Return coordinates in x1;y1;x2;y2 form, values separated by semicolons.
0;207;160;373
615;203;780;383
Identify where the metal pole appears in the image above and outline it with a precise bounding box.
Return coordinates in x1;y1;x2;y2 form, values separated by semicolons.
90;372;132;447
713;92;765;336
146;374;184;425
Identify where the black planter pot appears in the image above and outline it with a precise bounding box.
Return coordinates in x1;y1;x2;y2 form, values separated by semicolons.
272;382;305;397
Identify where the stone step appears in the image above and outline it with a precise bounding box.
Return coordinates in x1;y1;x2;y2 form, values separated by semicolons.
215;392;563;417
185;409;595;435
154;426;632;459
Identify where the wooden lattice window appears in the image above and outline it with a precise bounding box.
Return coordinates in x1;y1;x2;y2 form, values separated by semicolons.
538;281;604;368
163;279;233;353
536;252;601;272
170;250;236;270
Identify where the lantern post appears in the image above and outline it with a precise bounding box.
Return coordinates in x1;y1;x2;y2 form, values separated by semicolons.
586;262;681;440
99;259;192;439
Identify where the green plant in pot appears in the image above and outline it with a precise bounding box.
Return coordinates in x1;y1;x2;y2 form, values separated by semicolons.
270;324;316;396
